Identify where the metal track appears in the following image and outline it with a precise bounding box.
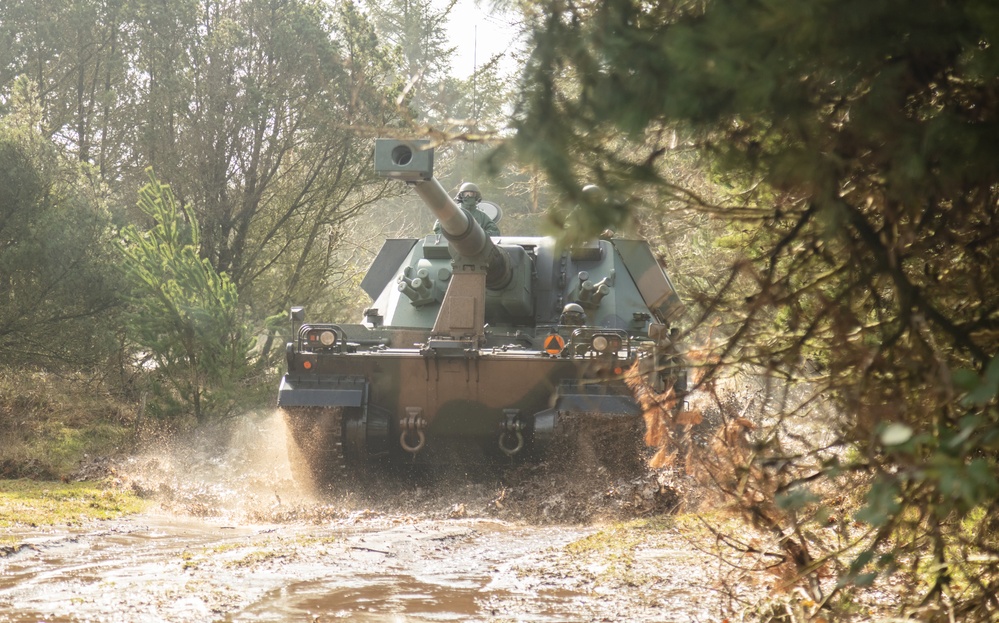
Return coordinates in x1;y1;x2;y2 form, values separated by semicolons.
281;406;346;492
553;412;648;478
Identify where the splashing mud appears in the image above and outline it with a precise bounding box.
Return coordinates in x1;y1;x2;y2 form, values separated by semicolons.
5;371;844;623
111;410;315;520
0;406;762;623
104;408;682;526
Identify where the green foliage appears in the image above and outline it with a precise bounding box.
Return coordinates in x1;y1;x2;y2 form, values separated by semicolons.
0;79;123;369
955;357;999;408
507;0;999;618
364;0;457;116
119;170;251;422
1;0;405;368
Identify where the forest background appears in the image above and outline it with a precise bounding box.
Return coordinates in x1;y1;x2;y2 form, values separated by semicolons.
1;0;998;621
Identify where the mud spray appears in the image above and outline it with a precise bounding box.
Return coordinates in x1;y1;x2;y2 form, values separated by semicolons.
114;410;325;522
106;404;692;524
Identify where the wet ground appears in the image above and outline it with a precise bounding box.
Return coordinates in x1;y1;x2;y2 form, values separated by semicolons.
1;510;742;622
0;409;771;623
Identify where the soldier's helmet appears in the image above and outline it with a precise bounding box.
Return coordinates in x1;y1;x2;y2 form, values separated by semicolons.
560;303;587;326
456;182;482;204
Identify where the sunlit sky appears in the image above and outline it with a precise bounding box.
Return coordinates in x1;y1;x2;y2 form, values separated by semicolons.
442;0;524;77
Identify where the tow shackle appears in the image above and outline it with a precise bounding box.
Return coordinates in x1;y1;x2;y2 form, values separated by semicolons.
499;410;525;457
400;429;426;454
498;430;524;456
400;411;427;455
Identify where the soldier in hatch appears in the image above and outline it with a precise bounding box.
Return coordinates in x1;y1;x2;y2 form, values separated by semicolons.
434;182;500;236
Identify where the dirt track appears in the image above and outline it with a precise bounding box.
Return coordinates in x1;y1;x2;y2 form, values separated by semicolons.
0;510;748;622
0;411;769;622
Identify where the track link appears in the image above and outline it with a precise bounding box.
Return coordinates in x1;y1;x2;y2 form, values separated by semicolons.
281;406;346;493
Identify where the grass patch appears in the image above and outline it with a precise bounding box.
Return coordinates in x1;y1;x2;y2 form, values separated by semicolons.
0;369;138;478
179;534;331;572
562;518;672;583
0;479;149;527
226;549;289;568
567;519;649;556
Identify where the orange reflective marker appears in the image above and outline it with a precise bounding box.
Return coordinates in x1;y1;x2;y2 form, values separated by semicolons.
303;360;312;369
544;334;565;355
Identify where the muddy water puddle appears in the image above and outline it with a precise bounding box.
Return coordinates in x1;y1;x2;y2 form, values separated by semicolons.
1;411;747;621
0;513;611;622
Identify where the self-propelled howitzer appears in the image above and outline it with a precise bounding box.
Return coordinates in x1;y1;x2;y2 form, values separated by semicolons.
277;139;686;488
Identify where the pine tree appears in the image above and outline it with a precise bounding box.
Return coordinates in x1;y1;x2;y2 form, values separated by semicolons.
119;169;250;422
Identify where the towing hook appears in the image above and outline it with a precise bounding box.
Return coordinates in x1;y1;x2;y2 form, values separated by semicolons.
400;412;427;454
499;409;525;457
498;430;524;456
400;429;426;454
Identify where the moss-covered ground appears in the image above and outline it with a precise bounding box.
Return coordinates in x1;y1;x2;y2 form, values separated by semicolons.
0;480;149;528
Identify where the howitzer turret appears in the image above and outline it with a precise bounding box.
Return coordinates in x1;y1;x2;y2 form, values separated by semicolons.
375;139;529;340
376;141;489;256
276;138;687;490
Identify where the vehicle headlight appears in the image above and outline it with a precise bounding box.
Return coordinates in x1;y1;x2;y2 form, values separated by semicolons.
303;326;339;351
590;333;623;355
592;335;609;352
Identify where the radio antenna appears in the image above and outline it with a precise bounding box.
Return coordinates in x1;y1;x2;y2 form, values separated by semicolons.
472;24;478;165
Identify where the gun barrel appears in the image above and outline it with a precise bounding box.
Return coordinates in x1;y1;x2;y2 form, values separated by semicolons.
411;178;489;258
374;138;509;288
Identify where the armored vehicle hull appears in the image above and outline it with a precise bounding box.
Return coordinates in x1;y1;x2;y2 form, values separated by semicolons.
278;140;686;488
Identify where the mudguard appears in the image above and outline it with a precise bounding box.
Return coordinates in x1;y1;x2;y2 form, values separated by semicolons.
277;374;367;408
554;380;642;417
532;381;642;455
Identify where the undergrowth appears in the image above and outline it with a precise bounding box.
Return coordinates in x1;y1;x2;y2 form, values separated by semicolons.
0;369;137;479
